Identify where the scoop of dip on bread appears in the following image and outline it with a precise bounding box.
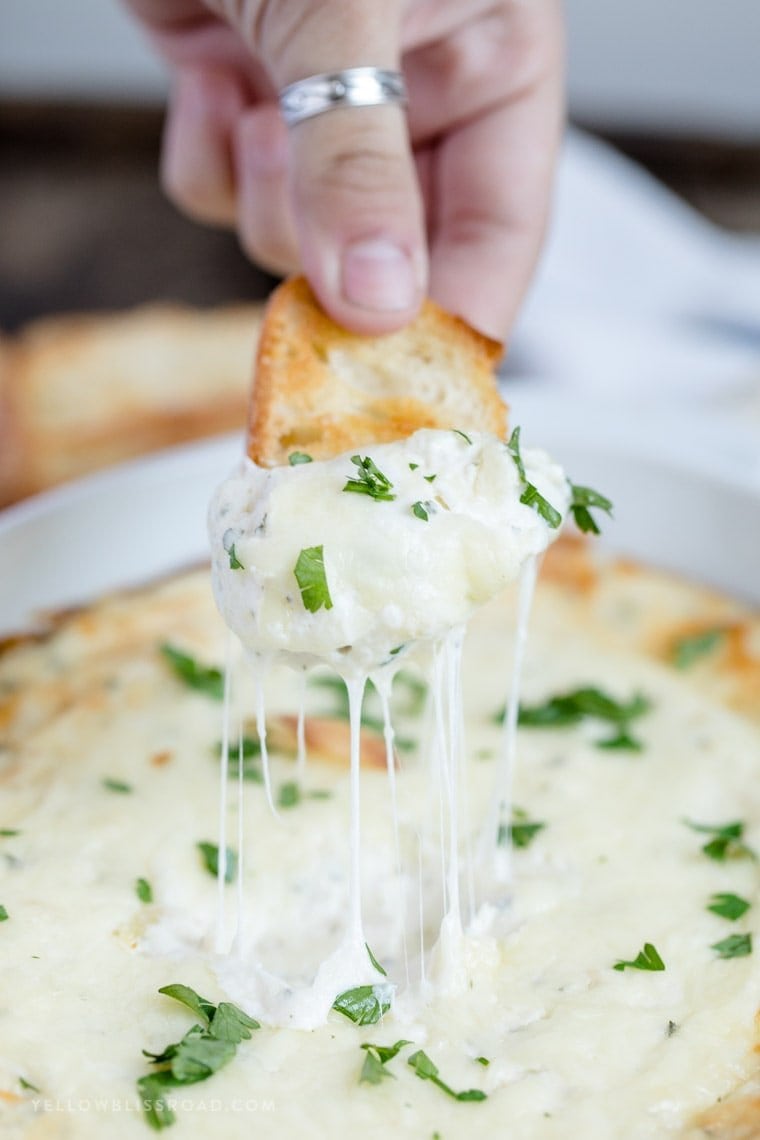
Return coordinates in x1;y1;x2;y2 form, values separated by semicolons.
209;428;569;675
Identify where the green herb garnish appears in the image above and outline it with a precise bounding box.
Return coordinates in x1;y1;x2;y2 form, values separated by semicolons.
288;451;313;465
366;943;387;976
452;429;473;445
475;1056;490;1067
497;808;545;849
407;1049;487;1102
0;829;19;837
136;878;154;904
707;892;751;921
0;905;8;922
294;545;333;613
228;544;244;570
19;1076;40;1092
613;942;665;972
103;777;132;794
683;819;757;862
160;644;224;701
711;933;752;959
567;482;614;535
277;781;300;809
359;1039;412;1085
502;685;650;750
506;427;562;529
138;984;259;1130
332;985;392;1025
671;628;726;670
412;501;430;521
197;842;237;883
343;455;396;502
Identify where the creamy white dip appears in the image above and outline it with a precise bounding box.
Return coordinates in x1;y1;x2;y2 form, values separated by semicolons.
208;430;569;675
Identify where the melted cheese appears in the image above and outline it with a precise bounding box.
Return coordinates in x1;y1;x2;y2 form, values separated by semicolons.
1;570;759;1138
206;430;569;1026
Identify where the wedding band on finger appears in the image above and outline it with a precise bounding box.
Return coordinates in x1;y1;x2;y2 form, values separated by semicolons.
279;68;408;127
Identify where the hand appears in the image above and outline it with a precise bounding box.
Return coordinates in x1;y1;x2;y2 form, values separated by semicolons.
126;0;563;340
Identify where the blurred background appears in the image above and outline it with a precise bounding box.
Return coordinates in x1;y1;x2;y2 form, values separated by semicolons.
2;0;759;328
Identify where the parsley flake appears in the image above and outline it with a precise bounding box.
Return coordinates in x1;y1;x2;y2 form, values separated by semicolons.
613;942;665;972
288;451;313;465
138;985;259;1129
507;427;562;529
0;905;8;922
711;933;752;959
359;1039;412;1085
497;808;545;849
102;777;132;794
567;482;614;534
365;943;387;976
343;455;396;501
0;829;19;837
228;544;244;570
197;841;237;884
160;644;224;701
505;685;651;750
707;892;751;921
294;545;333;613
412;501;430;521
136;878;154;904
683;819;757;862
407;1049;487;1102
19;1077;40;1092
671;628;726;670
452;429;473;445
332;984;392;1025
277;781;300;809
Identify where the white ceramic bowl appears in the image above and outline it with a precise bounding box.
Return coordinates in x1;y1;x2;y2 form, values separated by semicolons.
0;395;758;636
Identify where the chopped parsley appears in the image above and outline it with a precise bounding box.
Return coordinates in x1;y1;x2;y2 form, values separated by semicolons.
136;878;154;904
359;1039;412;1085
567;482;614;535
0;829;19;837
102;777;132;794
227;544;244;570
707;892;751;921
452;429;473;445
217;736;263;783
497;808;545;849
343;455;396;502
476;1056;490;1067
332;984;392;1025
613;942;665;972
507;427;562;529
671;628;726;670
366;943;387;976
711;933;752;959
412;500;432;521
407;1049;487;1102
160;644;224;701
277;781;300;809
288;451;313;465
503;685;651;750
138;984;259;1130
197;841;237;884
0;905;8;922
683;819;757;862
19;1076;40;1092
294;545;333;613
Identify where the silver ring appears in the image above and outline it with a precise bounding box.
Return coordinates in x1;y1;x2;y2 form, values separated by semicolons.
279;67;407;127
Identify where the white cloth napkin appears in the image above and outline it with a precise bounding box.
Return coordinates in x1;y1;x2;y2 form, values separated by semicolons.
506;128;760;485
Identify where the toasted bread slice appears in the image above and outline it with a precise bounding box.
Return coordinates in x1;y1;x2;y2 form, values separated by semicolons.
1;303;263;505
247;276;507;465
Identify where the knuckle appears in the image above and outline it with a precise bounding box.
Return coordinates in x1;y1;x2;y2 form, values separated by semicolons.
314;143;413;201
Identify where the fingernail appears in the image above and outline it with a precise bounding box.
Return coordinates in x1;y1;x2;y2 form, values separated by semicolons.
342;238;418;312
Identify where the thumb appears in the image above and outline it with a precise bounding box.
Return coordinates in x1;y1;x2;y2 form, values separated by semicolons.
236;0;427;331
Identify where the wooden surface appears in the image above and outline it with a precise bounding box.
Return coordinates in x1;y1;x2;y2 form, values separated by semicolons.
2;103;760;332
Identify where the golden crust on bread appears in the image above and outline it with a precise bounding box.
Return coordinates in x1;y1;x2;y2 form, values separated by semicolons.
0;303;263;505
247;276;506;466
